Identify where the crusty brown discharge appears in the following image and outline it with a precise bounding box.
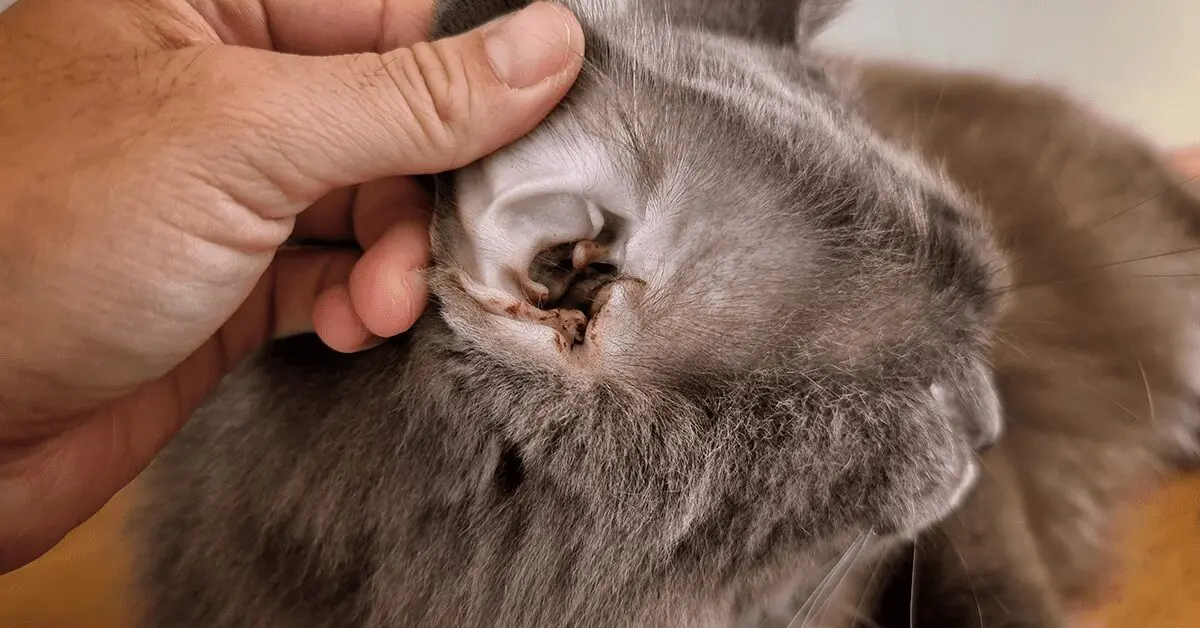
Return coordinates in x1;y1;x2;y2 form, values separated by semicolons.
488;238;624;348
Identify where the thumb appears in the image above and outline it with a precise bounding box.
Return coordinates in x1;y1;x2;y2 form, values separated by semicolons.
199;2;585;210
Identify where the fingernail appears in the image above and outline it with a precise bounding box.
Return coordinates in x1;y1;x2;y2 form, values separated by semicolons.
484;2;582;89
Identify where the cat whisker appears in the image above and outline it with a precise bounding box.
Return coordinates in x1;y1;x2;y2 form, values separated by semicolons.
1136;357;1157;428
986;271;1200;297
814;538;873;627
847;551;890;628
925;77;948;132
908;542;919;628
1081;377;1153;427
993;323;1158;434
786;529;873;628
984;171;1200;283
985;240;1200;296
784;534;861;628
1122;272;1200;279
941;522;985;627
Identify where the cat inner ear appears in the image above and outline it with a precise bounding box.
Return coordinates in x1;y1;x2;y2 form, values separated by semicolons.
931;362;1003;452
649;0;849;45
445;131;642;329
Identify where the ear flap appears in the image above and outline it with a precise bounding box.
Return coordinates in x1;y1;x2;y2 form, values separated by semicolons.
432;1;850;45
649;0;849;45
795;0;849;41
432;0;530;39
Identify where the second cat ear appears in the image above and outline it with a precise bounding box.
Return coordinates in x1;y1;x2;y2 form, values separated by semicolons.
795;0;850;42
931;362;1003;452
648;0;849;46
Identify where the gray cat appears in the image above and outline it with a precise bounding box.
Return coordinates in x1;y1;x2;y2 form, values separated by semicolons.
129;1;1200;627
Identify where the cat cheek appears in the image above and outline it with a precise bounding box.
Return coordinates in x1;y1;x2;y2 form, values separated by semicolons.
583;280;647;345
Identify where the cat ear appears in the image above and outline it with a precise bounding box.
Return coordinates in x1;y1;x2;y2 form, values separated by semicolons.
649;0;849;45
433;1;851;46
431;0;530;39
794;0;850;42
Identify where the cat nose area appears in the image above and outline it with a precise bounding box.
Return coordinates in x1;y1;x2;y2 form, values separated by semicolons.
930;369;1003;453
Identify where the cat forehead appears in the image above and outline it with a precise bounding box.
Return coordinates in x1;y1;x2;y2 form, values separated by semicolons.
570;15;867;171
456;7;946;239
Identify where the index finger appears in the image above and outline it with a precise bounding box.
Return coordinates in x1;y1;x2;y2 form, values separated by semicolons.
188;0;434;53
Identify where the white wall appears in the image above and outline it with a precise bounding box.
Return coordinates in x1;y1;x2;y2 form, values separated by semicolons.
819;0;1200;148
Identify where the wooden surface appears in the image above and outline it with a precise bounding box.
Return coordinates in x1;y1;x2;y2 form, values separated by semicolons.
1090;474;1200;628
1;474;1198;628
1;489;134;628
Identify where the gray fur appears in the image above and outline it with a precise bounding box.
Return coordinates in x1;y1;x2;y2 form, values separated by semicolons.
128;1;1200;627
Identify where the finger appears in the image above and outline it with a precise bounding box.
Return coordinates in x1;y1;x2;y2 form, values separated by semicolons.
348;214;432;338
292;177;431;246
201;245;389;357
1172;146;1200;178
293;186;358;242
351;177;433;248
208;247;360;365
189;0;434;53
0;245;363;572
188;1;584;217
313;285;382;352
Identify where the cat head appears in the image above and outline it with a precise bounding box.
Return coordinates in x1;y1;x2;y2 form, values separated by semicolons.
426;0;1004;563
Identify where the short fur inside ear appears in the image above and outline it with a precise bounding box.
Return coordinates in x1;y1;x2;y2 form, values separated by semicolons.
649;0;849;45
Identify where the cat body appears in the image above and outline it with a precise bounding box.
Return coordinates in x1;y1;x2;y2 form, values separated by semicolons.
843;60;1200;626
129;1;1200;627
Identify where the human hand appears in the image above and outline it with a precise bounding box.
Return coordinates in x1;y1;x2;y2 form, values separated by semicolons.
0;0;583;572
1175;146;1200;178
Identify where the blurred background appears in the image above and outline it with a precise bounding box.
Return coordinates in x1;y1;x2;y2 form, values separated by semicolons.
819;0;1200;147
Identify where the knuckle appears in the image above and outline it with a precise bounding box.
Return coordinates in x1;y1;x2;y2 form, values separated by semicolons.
375;42;474;160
